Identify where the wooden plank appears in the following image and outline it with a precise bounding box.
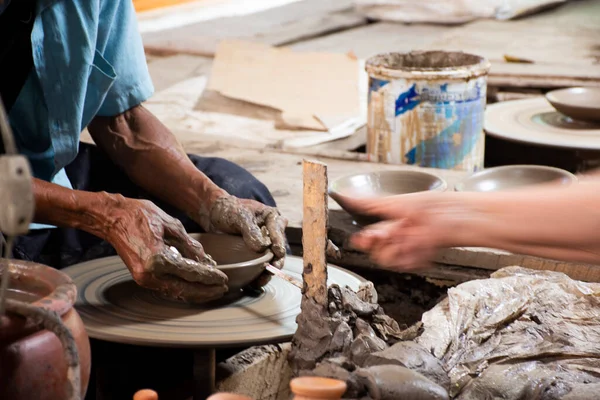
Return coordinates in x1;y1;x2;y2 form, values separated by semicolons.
487;63;600;88
142;0;367;57
288;0;600;88
301;160;329;307
428;5;600;67
290;243;492;284
424;1;600;87
289;22;450;57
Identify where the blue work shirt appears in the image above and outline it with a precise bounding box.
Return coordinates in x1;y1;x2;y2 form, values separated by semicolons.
2;0;154;228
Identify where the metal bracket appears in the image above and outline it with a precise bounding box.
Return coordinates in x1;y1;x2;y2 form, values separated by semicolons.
0;155;34;236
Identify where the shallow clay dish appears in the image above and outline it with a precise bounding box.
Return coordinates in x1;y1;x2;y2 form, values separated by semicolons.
189;233;273;293
329;170;447;225
454;165;577;192
546;87;600;123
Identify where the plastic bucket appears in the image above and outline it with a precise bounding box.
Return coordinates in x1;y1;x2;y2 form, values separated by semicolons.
365;51;491;172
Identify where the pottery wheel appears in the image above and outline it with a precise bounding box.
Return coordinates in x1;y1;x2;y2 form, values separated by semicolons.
484;97;600;150
62;255;367;348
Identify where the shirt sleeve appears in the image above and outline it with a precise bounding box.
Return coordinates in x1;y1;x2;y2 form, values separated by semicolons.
95;0;154;117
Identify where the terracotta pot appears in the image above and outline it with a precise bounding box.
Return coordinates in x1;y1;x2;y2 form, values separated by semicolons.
0;259;91;399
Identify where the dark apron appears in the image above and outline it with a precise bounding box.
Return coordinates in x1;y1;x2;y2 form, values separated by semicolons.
0;0;36;154
0;0;36;112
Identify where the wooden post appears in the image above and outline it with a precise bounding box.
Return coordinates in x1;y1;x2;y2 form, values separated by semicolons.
193;348;216;400
301;160;329;307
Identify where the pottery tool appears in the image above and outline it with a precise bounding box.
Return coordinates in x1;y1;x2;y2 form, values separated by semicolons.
266;264;302;289
485;97;600;150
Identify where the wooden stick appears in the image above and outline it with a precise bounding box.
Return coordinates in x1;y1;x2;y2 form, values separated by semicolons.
301;160;329;307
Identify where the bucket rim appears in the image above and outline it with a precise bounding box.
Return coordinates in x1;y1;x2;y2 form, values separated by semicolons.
365;50;491;80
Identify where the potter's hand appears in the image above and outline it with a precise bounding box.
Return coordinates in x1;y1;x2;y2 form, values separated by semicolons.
345;193;466;271
105;197;228;303
201;194;288;272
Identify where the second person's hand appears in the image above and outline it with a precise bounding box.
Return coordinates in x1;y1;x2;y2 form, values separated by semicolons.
344;192;472;271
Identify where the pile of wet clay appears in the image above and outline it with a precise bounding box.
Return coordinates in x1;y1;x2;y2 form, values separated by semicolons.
288;283;450;400
290;267;600;400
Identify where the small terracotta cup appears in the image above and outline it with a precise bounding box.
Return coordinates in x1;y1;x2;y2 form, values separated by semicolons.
133;389;159;400
290;377;347;400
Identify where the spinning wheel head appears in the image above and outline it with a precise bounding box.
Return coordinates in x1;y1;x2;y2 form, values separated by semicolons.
62;255;368;347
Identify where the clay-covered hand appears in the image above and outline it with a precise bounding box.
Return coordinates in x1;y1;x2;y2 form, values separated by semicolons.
200;194;288;271
344;192;468;271
103;197;228;303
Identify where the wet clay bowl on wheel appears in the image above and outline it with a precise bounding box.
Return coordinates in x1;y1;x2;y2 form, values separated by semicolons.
189;233;273;293
329;170;448;226
0;260;91;400
545;87;600;123
454;165;577;192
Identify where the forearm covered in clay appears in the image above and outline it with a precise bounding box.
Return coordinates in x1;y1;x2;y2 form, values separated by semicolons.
455;179;600;264
32;178;116;239
87;105;226;220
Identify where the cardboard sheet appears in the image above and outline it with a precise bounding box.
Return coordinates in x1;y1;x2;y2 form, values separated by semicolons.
207;40;360;131
147;75;366;149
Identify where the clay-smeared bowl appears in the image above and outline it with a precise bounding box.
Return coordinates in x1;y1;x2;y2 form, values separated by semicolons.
189;233;273;293
329;170;447;226
545;87;600;123
454;165;577;192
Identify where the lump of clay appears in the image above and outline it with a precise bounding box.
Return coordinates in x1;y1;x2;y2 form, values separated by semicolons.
355;318;378;339
356;365;449;400
364;341;449;390
350;334;388;366
357;281;378;304
290;298;339;371
330;321;354;355
340;286;379;317
561;382;600;400
371;313;410;343
457;360;600;400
